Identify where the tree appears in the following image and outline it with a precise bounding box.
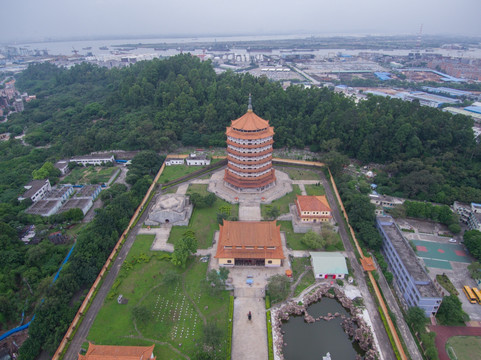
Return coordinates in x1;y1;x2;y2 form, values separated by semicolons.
301;230;325;250
464;230;481;260
205;269;224;295
448;223;461;234
132;305;150;323
32;161;61;181
436;295;469;326
162;270;181;287
265;205;280;220
203;322;224;354
171;230;197;268
468;262;481;281
219;267;230;283
406;306;428;334
267;274;290;303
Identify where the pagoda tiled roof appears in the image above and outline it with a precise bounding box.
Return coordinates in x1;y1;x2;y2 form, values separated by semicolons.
230;111;270;131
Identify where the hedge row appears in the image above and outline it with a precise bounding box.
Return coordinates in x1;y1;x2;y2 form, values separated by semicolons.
226;295;234;360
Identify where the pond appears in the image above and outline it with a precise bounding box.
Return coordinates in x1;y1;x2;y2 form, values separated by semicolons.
281;297;364;359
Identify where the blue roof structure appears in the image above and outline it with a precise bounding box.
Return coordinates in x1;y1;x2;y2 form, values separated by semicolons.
374;72;392;81
422;86;471;97
465;106;481;115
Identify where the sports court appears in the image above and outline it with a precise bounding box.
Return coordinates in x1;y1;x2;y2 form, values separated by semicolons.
411;240;471;270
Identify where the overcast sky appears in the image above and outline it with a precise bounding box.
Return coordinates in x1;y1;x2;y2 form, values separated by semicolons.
1;0;480;43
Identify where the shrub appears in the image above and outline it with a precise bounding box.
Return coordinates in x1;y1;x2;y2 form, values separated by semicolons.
336;279;344;286
226;295;234;359
266;310;274;360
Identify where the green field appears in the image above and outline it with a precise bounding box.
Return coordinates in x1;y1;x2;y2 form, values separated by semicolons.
446;336;481;360
87;234;230;359
169;185;238;249
279;221;309;250
305;184;325;196
276;167;321;180
158;159;221;184
261;185;301;219
61;166;117;185
291;257;315;297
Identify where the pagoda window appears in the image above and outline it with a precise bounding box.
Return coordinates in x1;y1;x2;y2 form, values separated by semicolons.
224;246;232;249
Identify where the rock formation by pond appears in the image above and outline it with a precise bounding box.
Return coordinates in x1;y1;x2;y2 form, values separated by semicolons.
272;285;379;360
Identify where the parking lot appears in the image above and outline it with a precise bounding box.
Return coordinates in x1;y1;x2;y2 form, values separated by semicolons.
395;218;481;321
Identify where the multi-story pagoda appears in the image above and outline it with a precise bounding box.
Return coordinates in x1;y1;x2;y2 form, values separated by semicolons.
224;96;276;192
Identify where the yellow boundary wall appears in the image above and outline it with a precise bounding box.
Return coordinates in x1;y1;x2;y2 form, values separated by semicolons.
54;156;406;360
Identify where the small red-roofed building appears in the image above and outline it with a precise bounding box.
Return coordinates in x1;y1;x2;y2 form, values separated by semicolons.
78;343;156;360
296;195;333;223
215;220;284;267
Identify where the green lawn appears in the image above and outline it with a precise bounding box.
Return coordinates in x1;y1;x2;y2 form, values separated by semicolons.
187;184;210;196
87;234;230;359
61;166;116;185
276;167;321;180
169;185;238;249
304;184;325;196
446;336;481;360
158;159;222;184
279;221;310;250
291;257;315;297
261;185;301;219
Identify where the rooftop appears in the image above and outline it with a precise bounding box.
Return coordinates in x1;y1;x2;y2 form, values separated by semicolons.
70;154;114;160
78;343;156;360
60;198;91;212
22;179;49;198
230;111;270;132
310;252;348;274
46;186;72;199
25;199;61;215
215;220;284;259
54;160;69;169
378;217;439;298
297;195;331;212
75;185;101;198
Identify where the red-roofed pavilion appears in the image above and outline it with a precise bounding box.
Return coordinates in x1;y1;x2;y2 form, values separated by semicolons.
224;96;276;192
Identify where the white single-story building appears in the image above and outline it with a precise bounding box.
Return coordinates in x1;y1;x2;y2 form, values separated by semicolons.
69;154;115;166
165;157;185;166
25;199;62;217
310;252;348;280
186;153;210;166
54;160;70;175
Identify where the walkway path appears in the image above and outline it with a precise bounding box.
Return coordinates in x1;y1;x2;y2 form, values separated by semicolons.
430;325;481;360
298;183;306;195
232;288;268;360
138;225;174;252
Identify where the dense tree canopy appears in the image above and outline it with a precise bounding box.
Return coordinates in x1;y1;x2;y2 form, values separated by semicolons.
2;53;481;357
0;55;479;205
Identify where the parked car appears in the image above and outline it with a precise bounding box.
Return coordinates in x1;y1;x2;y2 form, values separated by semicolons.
449;238;457;243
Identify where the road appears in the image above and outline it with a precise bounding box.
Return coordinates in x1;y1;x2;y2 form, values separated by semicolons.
320;171;395;360
63;189;158;360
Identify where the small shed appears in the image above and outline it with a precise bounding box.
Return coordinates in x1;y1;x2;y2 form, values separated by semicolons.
310;252;348;280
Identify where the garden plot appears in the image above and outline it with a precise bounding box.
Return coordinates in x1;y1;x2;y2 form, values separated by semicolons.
151;285;202;342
